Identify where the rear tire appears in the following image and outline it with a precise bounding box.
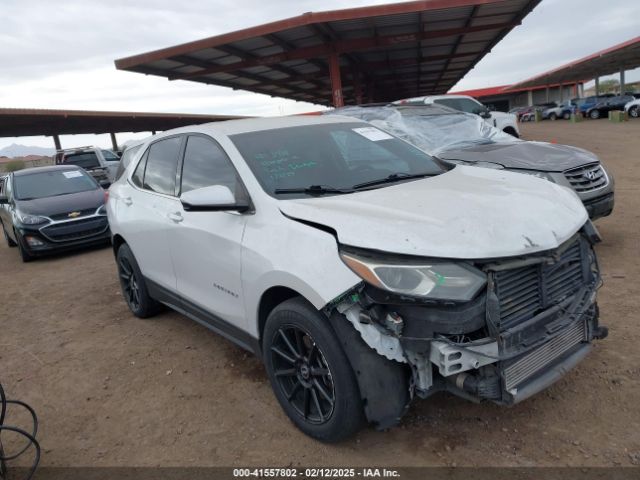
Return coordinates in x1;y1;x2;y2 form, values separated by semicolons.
2;222;17;247
263;297;365;442
563;112;571;120
589;109;600;119
549;113;557;121
116;243;161;318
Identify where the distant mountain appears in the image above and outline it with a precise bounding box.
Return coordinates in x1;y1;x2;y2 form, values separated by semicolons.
0;143;55;158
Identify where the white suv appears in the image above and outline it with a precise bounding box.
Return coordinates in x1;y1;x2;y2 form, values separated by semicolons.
108;115;606;442
394;94;520;137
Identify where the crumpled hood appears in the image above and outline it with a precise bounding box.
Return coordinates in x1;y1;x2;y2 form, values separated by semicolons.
438;141;599;172
16;188;104;217
279;166;587;259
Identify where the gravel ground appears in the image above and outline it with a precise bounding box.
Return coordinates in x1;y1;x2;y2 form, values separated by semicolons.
1;119;639;468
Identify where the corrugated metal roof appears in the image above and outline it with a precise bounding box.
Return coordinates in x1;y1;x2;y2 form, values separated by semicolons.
115;0;541;106
0;109;245;137
508;36;640;90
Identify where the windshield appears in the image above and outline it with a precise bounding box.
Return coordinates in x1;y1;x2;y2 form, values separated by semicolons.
230;122;445;198
14;169;98;200
63;152;101;169
331;107;519;155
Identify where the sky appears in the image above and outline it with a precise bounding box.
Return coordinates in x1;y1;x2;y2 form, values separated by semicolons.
1;0;639;150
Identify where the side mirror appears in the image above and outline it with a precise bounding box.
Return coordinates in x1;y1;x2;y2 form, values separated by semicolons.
180;185;250;213
479;109;492;119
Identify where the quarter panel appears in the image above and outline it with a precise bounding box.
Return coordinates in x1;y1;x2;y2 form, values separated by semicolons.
241;205;361;338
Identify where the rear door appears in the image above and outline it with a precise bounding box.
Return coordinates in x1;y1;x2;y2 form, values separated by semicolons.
167;134;249;330
120;136;184;292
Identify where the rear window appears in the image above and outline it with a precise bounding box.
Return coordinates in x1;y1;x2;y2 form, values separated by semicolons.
101;149;120;161
63;152;100;169
13;169;98;200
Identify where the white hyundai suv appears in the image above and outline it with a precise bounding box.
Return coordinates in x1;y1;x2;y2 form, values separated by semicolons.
394;94;520;137
108;115;607;442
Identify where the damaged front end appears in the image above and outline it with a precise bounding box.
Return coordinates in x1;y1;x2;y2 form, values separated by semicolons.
328;222;607;429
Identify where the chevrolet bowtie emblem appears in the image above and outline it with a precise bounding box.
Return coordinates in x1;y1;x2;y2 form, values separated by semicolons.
68;211;81;218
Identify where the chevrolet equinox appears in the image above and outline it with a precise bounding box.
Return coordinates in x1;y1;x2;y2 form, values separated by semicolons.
107;115;608;442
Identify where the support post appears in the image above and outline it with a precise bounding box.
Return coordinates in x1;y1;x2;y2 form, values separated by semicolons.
545;86;549;102
110;132;118;151
620;68;625;94
527;89;533;106
595;77;600;95
328;52;344;107
53;134;61;151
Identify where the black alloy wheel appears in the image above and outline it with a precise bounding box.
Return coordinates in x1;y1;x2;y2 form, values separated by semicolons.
263;298;365;442
270;325;335;424
119;256;141;312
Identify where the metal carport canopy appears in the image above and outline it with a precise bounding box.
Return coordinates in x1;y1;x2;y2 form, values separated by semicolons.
0;108;244;137
507;36;640;90
115;0;541;107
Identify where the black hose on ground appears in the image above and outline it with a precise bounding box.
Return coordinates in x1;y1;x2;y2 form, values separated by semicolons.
0;381;40;480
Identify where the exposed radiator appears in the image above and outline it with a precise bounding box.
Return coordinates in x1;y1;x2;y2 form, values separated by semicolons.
504;320;586;391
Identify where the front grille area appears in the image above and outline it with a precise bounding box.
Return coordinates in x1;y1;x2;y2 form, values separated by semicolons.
40;216;108;242
49;208;96;221
564;163;608;192
504;320;586;390
493;239;586;331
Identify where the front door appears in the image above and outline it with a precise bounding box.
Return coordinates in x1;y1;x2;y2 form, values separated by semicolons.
167;134;248;330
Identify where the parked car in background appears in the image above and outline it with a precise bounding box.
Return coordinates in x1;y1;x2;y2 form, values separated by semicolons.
393;94;520;137
54;146;120;187
108;115;607;442
519;103;557;122
543;100;576;120
0;165;110;262
330;105;614;220
585;95;636;119
114;138;147;182
625;97;640;118
578;94;615;116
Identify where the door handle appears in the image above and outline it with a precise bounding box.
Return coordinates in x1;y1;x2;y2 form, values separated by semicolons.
168;212;183;223
122;196;133;206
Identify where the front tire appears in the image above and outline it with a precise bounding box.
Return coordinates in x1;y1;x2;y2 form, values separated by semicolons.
549;112;557;121
2;222;17;247
116;243;161;318
263;298;365;442
630;106;639;118
15;232;33;262
589;109;600;119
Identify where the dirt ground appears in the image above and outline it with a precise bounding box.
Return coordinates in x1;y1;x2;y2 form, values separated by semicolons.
1;120;639;468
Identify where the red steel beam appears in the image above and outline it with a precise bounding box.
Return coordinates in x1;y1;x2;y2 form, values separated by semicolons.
115;0;509;70
329;53;344;107
168;22;517;81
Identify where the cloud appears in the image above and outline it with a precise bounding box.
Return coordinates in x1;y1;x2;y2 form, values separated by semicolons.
1;0;639;148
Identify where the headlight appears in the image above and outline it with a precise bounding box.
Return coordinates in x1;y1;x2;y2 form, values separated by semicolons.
96;204;107;215
16;212;48;225
340;251;486;301
514;170;554;182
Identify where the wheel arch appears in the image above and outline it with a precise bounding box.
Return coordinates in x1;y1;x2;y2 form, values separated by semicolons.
257;286;307;345
503;126;519;138
112;233;126;256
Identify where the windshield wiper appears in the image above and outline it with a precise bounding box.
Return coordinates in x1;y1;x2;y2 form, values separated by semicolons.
274;185;354;196
352;172;435;190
